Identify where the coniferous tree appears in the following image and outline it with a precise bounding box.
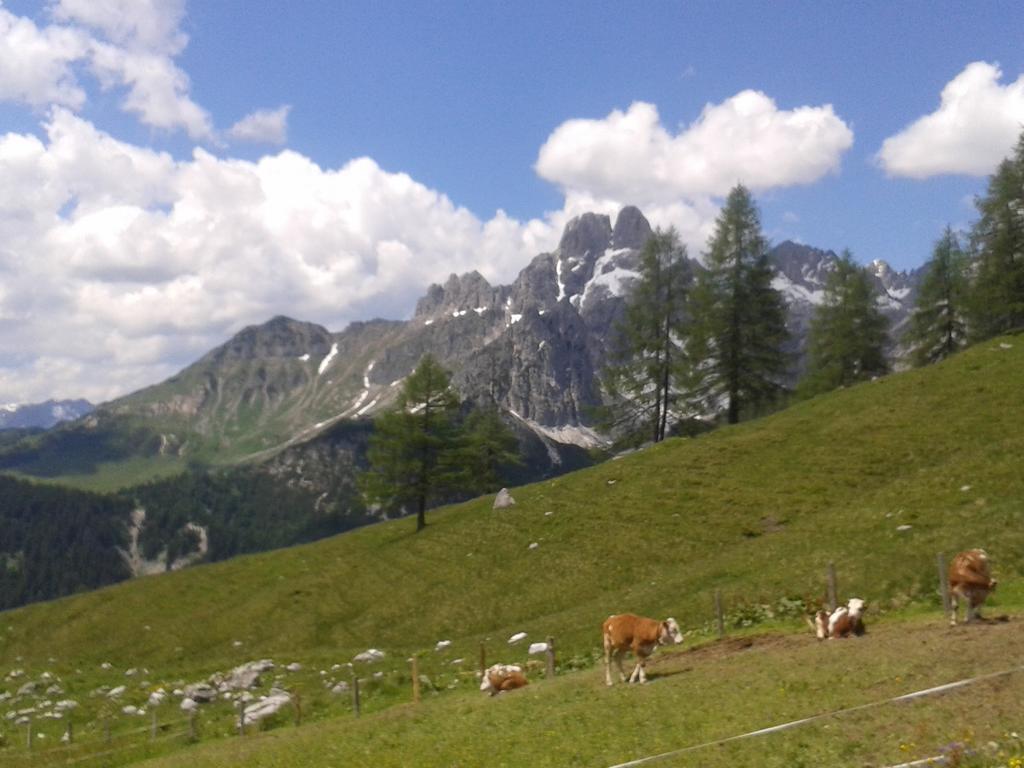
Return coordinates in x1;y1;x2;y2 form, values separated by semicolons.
799;250;890;396
601;228;693;443
968;131;1024;341
905;227;969;367
689;185;789;423
460;406;521;496
361;355;463;531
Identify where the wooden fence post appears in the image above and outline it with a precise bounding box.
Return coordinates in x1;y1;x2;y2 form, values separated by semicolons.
411;657;421;704
827;562;838;612
479;640;487;678
714;589;725;639
65;718;73;745
237;700;246;736
293;691;302;726
188;709;197;743
545;636;556;678
352;676;361;717
937;552;950;615
151;708;158;741
25;721;32;751
103;718;111;745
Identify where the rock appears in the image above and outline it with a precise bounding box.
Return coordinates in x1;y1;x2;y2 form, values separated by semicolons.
528;542;539;550
896;524;913;532
183;683;217;703
122;705;139;716
507;632;527;645
352;649;385;663
45;684;63;696
222;660;275;691
527;642;549;655
180;697;198;712
285;662;303;673
434;640;452;652
147;690;166;707
54;700;78;712
17;681;38;696
107;685;126;699
100;662;112;670
493;488;515;509
330;681;349;695
239;692;291;727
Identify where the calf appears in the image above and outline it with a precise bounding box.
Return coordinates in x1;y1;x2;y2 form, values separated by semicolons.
949;549;997;626
813;598;867;639
602;613;683;686
479;663;528;696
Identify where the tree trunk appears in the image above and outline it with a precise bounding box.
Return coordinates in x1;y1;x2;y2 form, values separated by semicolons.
416;495;426;531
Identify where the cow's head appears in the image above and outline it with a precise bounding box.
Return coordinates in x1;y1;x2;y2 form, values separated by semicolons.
661;618;684;645
847;598;867;618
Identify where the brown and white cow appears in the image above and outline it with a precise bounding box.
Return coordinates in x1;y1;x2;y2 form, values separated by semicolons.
812;598;867;639
949;549;997;626
479;663;528;696
602;613;683;686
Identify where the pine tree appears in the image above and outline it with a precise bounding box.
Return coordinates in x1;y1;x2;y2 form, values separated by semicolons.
601;228;693;444
905;227;969;367
689;185;789;424
799;250;890;396
968;131;1024;341
460;406;521;496
361;355;463;531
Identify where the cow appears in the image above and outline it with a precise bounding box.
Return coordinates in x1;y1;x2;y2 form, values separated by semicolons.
602;613;683;686
948;549;997;626
812;598;867;639
479;663;528;696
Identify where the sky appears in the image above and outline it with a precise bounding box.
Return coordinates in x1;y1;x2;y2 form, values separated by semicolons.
1;0;1023;405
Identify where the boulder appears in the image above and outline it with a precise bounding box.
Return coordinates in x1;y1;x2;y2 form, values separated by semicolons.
220;659;275;691
239;692;291;727
493;488;516;509
353;649;385;663
183;683;217;703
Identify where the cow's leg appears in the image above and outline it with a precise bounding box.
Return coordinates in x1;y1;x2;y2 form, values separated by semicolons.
615;649;628;683
637;656;648;684
949;590;959;626
603;636;614;686
628;659;642;684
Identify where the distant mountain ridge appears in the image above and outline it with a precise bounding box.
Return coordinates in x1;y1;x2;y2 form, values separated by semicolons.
0;207;924;485
0;399;94;430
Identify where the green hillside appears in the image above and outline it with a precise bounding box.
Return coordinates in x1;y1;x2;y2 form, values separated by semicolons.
1;335;1022;766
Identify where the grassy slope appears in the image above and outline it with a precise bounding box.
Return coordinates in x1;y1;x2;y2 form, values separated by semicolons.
1;336;1023;765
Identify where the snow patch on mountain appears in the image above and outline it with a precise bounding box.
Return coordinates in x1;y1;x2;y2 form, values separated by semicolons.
318;343;339;375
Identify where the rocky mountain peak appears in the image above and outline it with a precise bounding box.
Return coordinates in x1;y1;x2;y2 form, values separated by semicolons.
611;206;653;250
414;271;504;320
558;212;612;259
211;316;334;362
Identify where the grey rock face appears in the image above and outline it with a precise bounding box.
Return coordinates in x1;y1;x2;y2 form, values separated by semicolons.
611;206;654;250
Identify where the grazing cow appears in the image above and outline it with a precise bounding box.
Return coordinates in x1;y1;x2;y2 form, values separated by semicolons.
812;598;867;639
602;613;683;686
949;549;997;626
479;663;528;696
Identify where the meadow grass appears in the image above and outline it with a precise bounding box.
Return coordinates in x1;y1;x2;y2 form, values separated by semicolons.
1;335;1022;766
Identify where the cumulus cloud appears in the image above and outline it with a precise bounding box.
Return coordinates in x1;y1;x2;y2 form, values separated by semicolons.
0;111;548;403
535;93;853;254
229;106;292;145
877;62;1024;178
0;2;212;138
537;94;853;200
0;8;88;108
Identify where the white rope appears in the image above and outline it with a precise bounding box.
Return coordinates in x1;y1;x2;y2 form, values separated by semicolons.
607;663;1024;768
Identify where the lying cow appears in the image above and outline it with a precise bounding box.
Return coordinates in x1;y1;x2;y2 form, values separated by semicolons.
602;613;683;686
479;663;528;696
812;598;867;639
949;548;997;626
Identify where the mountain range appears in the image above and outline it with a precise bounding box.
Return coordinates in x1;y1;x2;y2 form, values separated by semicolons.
0;207;925;605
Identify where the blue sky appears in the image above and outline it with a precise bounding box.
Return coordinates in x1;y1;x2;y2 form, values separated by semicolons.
0;0;1022;403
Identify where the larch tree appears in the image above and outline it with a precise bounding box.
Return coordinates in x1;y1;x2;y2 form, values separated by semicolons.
967;130;1024;341
689;185;789;424
601;228;693;444
905;226;969;367
361;354;463;532
799;250;890;396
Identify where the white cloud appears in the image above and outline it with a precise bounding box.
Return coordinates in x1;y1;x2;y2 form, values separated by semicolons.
0;8;88;108
0;2;212;138
534;94;853;254
536;95;853;201
50;0;188;54
877;62;1024;178
0;112;549;403
229;106;292;145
